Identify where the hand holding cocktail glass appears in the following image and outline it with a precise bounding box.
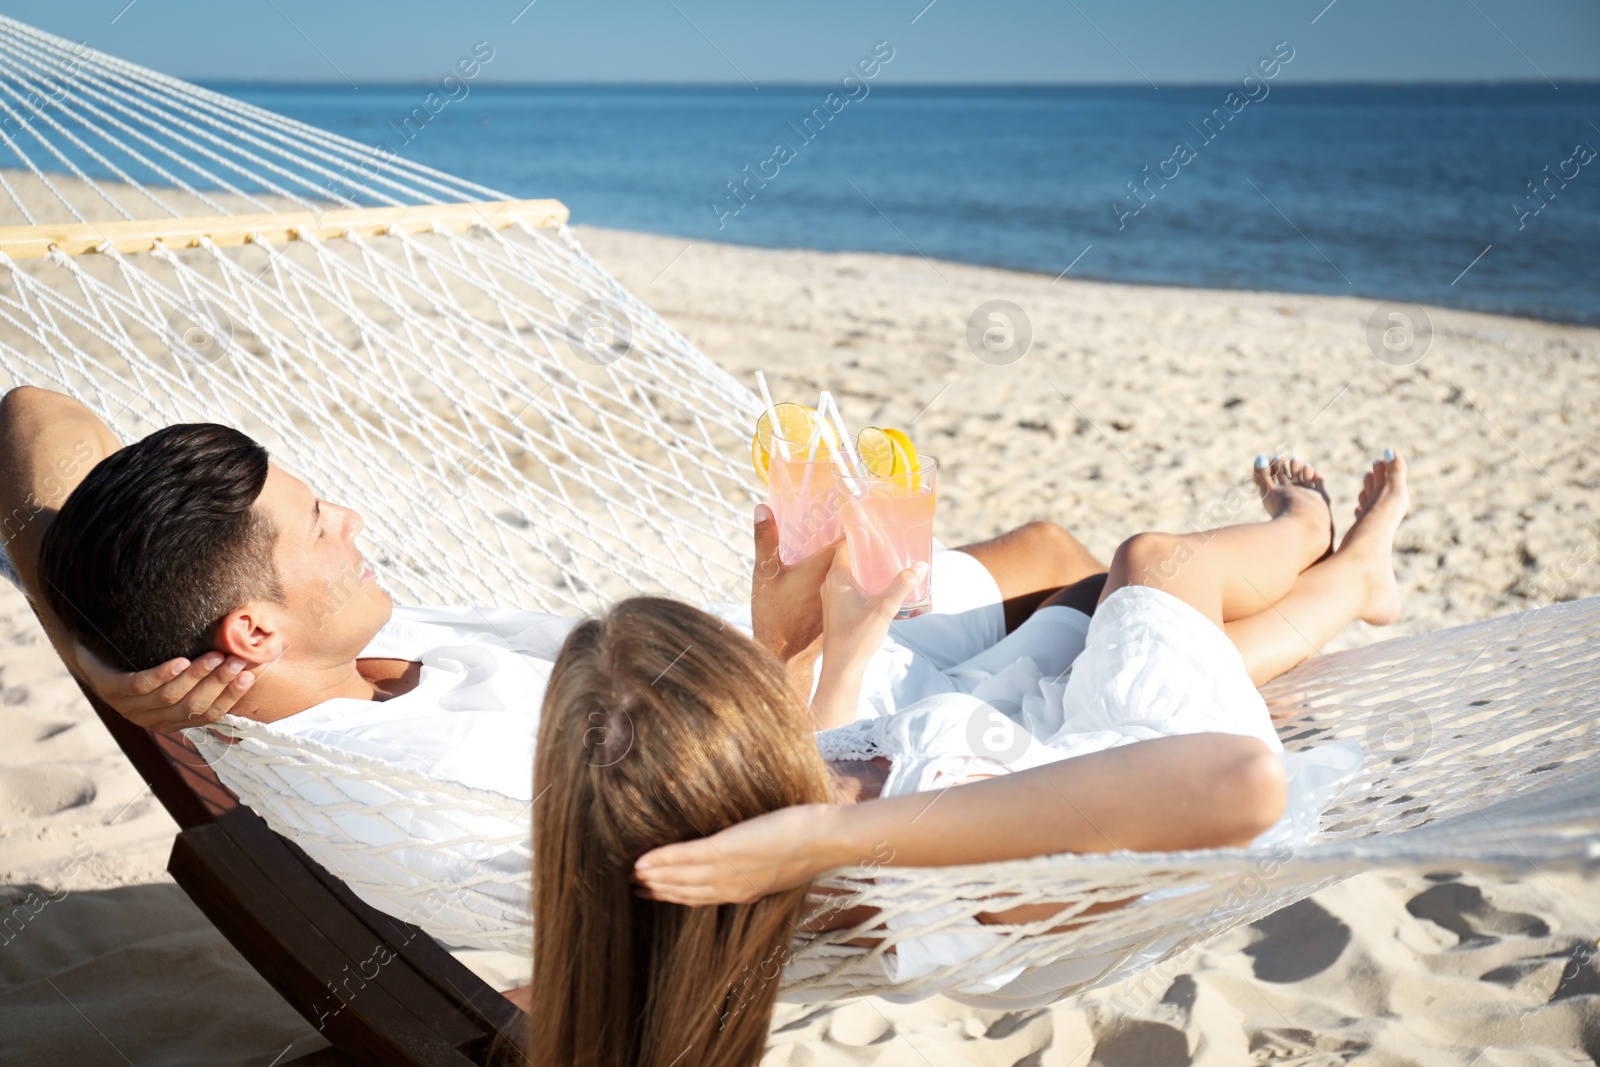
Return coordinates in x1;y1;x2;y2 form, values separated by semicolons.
751;378;936;619
820;539;931;648
749;502;837;664
836;451;936;618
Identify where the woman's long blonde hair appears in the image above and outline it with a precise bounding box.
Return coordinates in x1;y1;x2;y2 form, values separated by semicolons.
529;596;833;1067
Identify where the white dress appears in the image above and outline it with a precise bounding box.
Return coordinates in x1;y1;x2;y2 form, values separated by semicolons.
811;585;1365;999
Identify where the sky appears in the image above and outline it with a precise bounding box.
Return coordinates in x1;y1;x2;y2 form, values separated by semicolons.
2;0;1597;87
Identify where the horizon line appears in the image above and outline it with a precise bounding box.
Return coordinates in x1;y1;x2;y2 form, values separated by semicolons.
198;77;1600;90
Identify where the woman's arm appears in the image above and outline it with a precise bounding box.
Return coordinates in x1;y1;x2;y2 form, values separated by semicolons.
807;645;871;733
808;543;925;731
634;732;1287;906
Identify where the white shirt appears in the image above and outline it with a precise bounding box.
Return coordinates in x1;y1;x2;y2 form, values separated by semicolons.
254;547;1013;802
269;605;576;803
192;550;1014;950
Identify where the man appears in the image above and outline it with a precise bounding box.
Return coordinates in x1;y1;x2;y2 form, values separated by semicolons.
2;385;1110;935
3;385;1108;741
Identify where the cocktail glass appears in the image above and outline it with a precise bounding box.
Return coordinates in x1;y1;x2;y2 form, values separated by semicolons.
839;456;938;618
766;433;845;565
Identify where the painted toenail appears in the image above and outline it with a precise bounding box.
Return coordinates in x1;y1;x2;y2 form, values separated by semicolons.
1255;454;1269;469
1382;448;1395;462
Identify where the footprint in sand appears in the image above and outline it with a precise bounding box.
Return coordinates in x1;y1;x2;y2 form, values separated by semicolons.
105;792;156;825
1550;946;1600;1003
1243;898;1352;983
1248;1028;1370;1064
1406;881;1550;946
31;721;76;743
1480;941;1600;1003
977;1008;1051;1041
1089;976;1196;1067
0;766;96;816
1088;1019;1190;1067
822;1001;894;1047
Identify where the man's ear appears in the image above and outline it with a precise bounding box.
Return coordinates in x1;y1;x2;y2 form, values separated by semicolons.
212;603;287;666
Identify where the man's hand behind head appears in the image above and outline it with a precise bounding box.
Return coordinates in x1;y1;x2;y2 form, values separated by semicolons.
77;644;254;734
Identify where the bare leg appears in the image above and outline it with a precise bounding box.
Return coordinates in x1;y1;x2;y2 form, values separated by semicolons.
955;521;1107;632
1227;453;1409;686
1253;453;1334;562
1097;457;1332;627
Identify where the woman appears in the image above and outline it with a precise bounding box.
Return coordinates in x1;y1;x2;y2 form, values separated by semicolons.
529;453;1409;1066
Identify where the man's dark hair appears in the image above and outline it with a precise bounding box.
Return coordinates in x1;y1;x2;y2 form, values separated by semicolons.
40;423;283;671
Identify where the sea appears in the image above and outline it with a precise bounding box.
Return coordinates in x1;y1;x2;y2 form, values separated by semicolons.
220;83;1600;326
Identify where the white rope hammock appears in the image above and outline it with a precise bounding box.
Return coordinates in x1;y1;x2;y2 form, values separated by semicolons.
2;16;1595;1010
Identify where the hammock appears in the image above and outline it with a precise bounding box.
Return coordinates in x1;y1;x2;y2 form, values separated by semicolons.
1;16;1596;1011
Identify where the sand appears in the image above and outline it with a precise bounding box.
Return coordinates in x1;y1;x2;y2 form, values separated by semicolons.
4;222;1599;1065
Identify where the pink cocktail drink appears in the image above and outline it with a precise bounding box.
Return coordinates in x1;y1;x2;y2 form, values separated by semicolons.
841;458;938;618
766;438;844;565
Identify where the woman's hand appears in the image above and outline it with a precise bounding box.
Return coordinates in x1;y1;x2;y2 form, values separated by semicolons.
633;803;840;906
76;645;254;734
819;541;927;670
806;544;927;730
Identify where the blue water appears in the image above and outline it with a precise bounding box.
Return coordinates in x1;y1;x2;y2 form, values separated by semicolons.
219;83;1600;325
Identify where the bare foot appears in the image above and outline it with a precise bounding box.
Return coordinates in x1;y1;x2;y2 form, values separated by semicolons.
1337;450;1409;626
1252;454;1334;570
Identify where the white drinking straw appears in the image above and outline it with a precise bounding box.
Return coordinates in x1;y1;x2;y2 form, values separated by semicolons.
830;393;865;480
755;371;790;460
819;390;865;480
796;394;828;499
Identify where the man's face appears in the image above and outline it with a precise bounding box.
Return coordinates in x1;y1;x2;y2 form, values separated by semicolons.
251;462;393;666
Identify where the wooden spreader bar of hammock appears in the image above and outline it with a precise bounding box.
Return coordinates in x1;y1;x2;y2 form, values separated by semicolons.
79;677;528;1066
0;197;570;260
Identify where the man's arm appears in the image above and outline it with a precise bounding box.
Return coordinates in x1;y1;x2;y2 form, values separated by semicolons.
0;386;251;731
0;385;123;676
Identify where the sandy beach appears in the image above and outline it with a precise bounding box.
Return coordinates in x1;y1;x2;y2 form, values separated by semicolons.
3;223;1599;1065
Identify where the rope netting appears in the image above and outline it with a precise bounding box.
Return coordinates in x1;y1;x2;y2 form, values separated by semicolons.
1;15;1596;1008
0;16;499;220
0;15;761;615
1;217;761;613
186;597;1600;1006
792;595;1600;1004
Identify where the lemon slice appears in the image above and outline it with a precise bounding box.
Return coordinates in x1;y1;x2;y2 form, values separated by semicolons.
856;427;896;477
882;428;918;474
755;403;835;456
751;403;836;482
751;434;771;485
